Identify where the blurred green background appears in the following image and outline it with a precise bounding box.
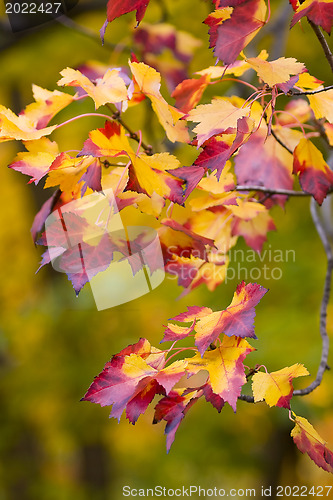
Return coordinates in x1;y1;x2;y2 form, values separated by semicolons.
0;0;333;498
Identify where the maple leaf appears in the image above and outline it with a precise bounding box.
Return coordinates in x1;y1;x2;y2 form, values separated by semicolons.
153;388;201;452
194;282;267;354
107;0;151;25
290;0;333;35
196;49;269;79
206;0;267;65
128;61;189;143
252;364;309;408
0;105;56;142
291;414;333;473
245;56;305;88
234;129;294;207
57;67;128;109
44;154;102;196
307;88;333;124
31;190;60;243
293;138;333;204
80;121;184;202
186;336;255;411
171;75;211;114
166;282;267;355
231;209;276;253
191;116;254;181
187;98;251;148
9;138;59;185
82;342;187;423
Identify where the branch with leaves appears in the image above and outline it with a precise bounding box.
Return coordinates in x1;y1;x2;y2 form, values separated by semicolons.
3;0;333;475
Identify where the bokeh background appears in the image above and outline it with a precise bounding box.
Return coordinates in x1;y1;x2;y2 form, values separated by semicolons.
0;0;333;498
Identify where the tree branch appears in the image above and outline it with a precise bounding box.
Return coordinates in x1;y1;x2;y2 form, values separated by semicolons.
107;106;153;155
271;128;293;154
235;185;312;196
290;85;333;96
55;16;130;52
308;20;333;73
293;198;332;396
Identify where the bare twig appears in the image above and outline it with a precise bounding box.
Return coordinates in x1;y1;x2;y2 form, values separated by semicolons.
55;16;130;52
235;185;312;196
290;85;333;96
107;106;154;155
308;20;333;73
271;128;293;154
293;198;332;396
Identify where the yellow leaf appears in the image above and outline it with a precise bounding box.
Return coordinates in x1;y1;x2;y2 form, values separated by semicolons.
58;67;128;109
129;61;189;143
245;56;305;87
252;364;309;408
187;98;250;147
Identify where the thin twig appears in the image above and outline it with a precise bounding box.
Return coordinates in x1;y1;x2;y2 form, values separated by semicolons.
107;106;153;155
271;128;293;154
290;85;333;96
293;198;332;396
308;20;333;73
235;185;312;196
55;16;130;52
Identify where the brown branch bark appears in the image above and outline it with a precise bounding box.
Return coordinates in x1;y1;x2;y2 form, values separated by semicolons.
293;198;332;396
235;185;312;197
308;20;333;73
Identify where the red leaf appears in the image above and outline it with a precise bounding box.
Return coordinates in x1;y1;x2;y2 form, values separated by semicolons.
107;0;151;24
234;129;294;207
153;389;200;452
290;0;333;35
206;0;267;65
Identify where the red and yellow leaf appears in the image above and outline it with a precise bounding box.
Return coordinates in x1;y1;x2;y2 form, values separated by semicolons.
252;364;309;408
293;138;333;204
206;0;267;65
291;414;333;473
290;0;333;35
58;67;128;109
186;335;255;411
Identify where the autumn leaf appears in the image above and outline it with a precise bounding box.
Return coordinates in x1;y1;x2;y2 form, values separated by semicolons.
194;281;267;354
290;0;333;35
171;75;211;113
252;364;309;408
153;388;201;452
82;340;187;423
206;0;267;65
192;116;254;179
231;209;276;253
129;61;189;143
0;105;57;142
81;121;184;202
186;98;251;147
9;138;59;185
166;282;267;355
57;67;128;109
107;0;151;25
234;129;294;207
293;138;333;204
307;88;333;124
245;56;305;88
186;335;255;411
291;414;333;473
44;153;102;196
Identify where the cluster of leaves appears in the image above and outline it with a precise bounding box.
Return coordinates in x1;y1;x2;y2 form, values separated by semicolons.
82;281;333;473
3;0;333;473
